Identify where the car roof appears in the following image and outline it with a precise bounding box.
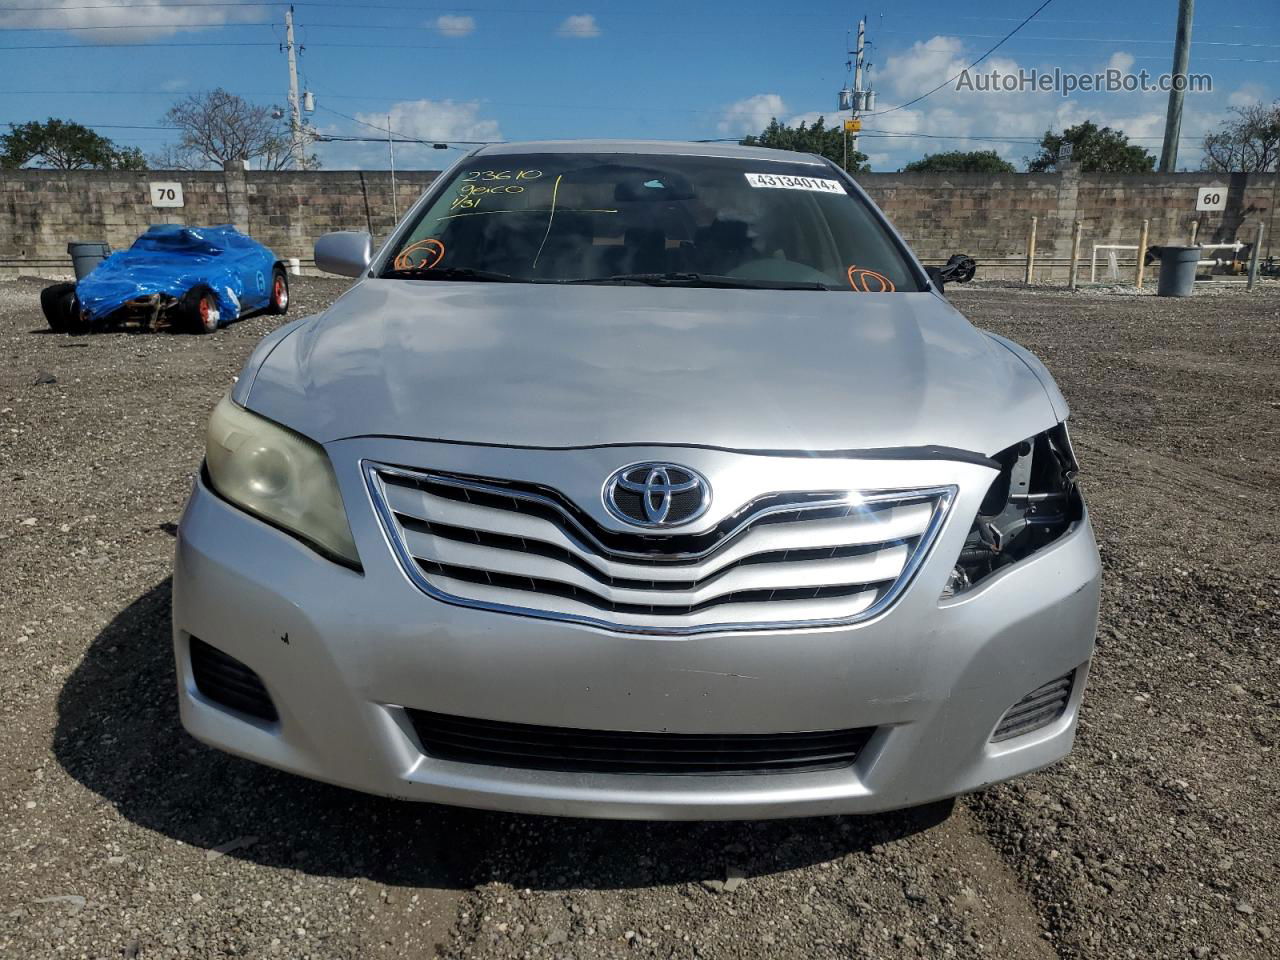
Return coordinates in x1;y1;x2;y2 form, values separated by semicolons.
471;139;829;166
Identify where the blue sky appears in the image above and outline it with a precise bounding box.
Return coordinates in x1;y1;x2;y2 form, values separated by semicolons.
0;0;1275;171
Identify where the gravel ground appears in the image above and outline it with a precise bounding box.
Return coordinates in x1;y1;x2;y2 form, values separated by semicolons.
0;275;1276;960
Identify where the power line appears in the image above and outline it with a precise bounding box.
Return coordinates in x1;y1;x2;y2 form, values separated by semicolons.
961;51;1280;63
2;36;1270;63
0;121;178;129
0;38;496;50
855;129;1208;143
0;40;275;49
0;1;516;8
0;0;278;6
920;13;1263;31
0;21;271;31
870;0;1058;117
0;1;670;10
314;104;497;145
0;118;1210;144
1;46;1274;64
315;134;440;145
879;28;1280;50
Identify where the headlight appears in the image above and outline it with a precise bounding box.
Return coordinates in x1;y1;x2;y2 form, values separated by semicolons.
205;392;359;566
941;423;1081;599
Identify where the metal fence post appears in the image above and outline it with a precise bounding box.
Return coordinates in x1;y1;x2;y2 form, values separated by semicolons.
1136;219;1150;289
1025;216;1038;284
1248;222;1265;291
1068;221;1083;289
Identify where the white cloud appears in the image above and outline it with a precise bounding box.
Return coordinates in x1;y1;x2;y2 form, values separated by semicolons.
786;111;837;129
1228;84;1267;107
720;36;1239;172
433;14;475;37
881;36;968;100
557;14;600;38
785;111;819;127
1107;51;1135;74
780;36;1225;170
717;93;787;135
319;99;502;169
0;0;268;41
362;99;501;142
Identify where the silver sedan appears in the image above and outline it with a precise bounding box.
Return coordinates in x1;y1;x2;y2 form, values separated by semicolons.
173;140;1100;819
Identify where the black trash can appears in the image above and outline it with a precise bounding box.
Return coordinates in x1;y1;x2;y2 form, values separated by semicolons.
67;242;111;280
1156;245;1200;297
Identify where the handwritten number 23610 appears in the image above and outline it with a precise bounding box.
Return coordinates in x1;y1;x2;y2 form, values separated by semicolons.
460;169;543;182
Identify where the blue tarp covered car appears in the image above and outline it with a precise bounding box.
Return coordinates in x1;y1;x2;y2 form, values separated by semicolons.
41;224;290;334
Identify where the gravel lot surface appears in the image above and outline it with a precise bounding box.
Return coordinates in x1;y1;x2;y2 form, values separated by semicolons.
1;275;1276;960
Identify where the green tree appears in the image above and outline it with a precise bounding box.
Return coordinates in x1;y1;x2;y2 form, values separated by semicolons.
741;117;869;173
902;149;1016;173
1201;101;1280;172
1027;121;1154;173
0;118;148;170
110;146;149;171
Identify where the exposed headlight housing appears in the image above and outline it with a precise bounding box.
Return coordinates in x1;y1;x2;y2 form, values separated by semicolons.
941;423;1081;599
205;393;360;567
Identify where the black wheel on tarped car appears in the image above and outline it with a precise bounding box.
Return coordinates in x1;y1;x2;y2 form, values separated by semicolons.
268;265;289;314
40;282;77;332
181;285;220;334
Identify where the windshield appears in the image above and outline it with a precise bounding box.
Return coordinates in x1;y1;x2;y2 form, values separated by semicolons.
381;152;924;292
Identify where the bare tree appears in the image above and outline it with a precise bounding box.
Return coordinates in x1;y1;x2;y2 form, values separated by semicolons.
147;144;203;171
163;89;317;171
1201;101;1280;173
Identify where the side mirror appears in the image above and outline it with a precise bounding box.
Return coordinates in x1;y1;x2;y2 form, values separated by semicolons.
315;231;372;278
926;266;946;292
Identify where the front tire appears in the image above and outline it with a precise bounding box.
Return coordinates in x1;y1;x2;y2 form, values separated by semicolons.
267;266;289;315
40;282;77;332
181;285;220;334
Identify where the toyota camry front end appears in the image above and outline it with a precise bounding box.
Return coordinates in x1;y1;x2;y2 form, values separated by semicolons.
173;140;1100;819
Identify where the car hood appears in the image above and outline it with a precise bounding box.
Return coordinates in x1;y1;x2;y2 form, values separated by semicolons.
243;280;1063;456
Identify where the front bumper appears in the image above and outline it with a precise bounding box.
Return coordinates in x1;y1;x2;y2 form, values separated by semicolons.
173;440;1101;820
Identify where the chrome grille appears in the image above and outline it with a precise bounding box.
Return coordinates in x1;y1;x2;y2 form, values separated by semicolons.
365;462;955;635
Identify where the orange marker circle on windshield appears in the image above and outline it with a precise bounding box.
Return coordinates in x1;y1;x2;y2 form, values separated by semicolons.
393;238;446;272
847;265;895;292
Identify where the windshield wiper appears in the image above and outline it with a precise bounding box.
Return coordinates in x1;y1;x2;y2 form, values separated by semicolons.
381;266;522;283
567;272;832;290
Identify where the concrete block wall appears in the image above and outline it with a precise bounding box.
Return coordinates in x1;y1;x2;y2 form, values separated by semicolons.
0;166;437;275
859;172;1065;265
861;168;1277;280
241;169;437;261
1073;172;1276;248
2;165;1275;281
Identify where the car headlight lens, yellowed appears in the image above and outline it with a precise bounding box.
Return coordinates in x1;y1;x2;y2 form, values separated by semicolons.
205;392;359;566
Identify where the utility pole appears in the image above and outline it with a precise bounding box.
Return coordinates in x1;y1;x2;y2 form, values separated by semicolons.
842;30;849;172
284;5;304;168
838;18;873;172
851;18;865;161
388;115;398;222
1158;0;1194;172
